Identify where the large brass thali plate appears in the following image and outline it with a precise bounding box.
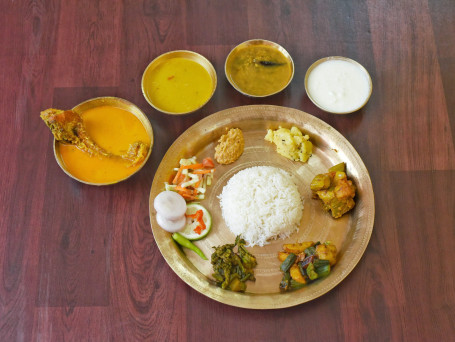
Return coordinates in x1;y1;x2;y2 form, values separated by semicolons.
150;105;374;309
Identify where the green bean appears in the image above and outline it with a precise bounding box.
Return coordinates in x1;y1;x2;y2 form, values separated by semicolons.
304;246;316;256
280;253;297;272
315;263;331;278
313;259;330;268
306;262;319;280
172;233;208;260
279;271;291;292
290;279;306;290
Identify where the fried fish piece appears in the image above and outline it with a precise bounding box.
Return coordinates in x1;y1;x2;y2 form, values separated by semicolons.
40;108;148;166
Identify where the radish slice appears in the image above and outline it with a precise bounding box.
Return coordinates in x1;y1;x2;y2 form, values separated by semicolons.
153;191;187;221
156;213;186;233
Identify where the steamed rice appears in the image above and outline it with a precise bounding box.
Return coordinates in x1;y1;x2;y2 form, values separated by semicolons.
219;166;303;247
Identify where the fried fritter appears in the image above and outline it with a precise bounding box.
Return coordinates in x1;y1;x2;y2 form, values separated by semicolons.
214;128;244;164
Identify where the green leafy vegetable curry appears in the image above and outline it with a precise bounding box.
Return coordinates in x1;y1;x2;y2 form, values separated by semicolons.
211;236;257;292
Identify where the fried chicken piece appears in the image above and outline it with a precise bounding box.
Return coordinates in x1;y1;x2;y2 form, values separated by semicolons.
40;108;148;166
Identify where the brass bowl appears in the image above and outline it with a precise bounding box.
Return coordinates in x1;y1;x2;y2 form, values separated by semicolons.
53;96;154;185
304;56;373;114
141;50;217;115
225;39;294;97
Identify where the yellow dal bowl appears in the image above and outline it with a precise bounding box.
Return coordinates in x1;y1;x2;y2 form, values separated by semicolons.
141;50;217;115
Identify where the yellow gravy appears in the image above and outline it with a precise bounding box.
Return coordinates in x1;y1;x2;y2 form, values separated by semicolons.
143;57;213;113
58;105;150;184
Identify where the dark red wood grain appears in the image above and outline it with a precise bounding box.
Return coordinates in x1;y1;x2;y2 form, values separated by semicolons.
1;1;454;341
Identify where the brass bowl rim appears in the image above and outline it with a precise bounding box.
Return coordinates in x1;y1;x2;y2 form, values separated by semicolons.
304;56;373;114
53;96;154;186
141;50;217;115
224;39;295;98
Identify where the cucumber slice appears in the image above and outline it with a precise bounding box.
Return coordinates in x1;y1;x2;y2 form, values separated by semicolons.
179;203;212;240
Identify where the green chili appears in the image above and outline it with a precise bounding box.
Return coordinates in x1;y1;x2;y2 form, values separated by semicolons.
172;233;208;260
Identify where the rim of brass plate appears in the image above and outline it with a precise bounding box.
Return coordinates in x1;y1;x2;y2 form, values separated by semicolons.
53;96;154;186
149;105;375;309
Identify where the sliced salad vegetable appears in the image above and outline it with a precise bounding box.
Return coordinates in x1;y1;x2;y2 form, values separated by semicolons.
165;156;215;201
153;190;187;221
154;191;187;232
278;241;337;292
179;203;212;240
155;157;215;254
156;213;186;233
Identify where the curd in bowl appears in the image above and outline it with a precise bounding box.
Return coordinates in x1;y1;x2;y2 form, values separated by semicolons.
305;57;372;114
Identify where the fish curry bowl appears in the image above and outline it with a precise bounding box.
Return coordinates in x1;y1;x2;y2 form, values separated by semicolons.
225;39;294;97
43;97;153;185
141;50;217;115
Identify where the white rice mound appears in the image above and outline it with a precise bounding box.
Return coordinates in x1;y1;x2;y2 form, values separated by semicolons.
219;166;303;247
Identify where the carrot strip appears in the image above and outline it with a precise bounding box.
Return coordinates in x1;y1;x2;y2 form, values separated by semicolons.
169;158;215;202
180;193;197;200
175;186;193;193
182;163;204;170
172;166;184;184
168;173;176;184
193;169;214;174
178;173;187;184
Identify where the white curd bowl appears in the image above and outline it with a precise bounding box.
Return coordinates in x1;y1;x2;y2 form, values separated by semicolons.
304;56;372;114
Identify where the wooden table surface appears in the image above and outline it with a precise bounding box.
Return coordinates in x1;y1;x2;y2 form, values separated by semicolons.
1;1;454;341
